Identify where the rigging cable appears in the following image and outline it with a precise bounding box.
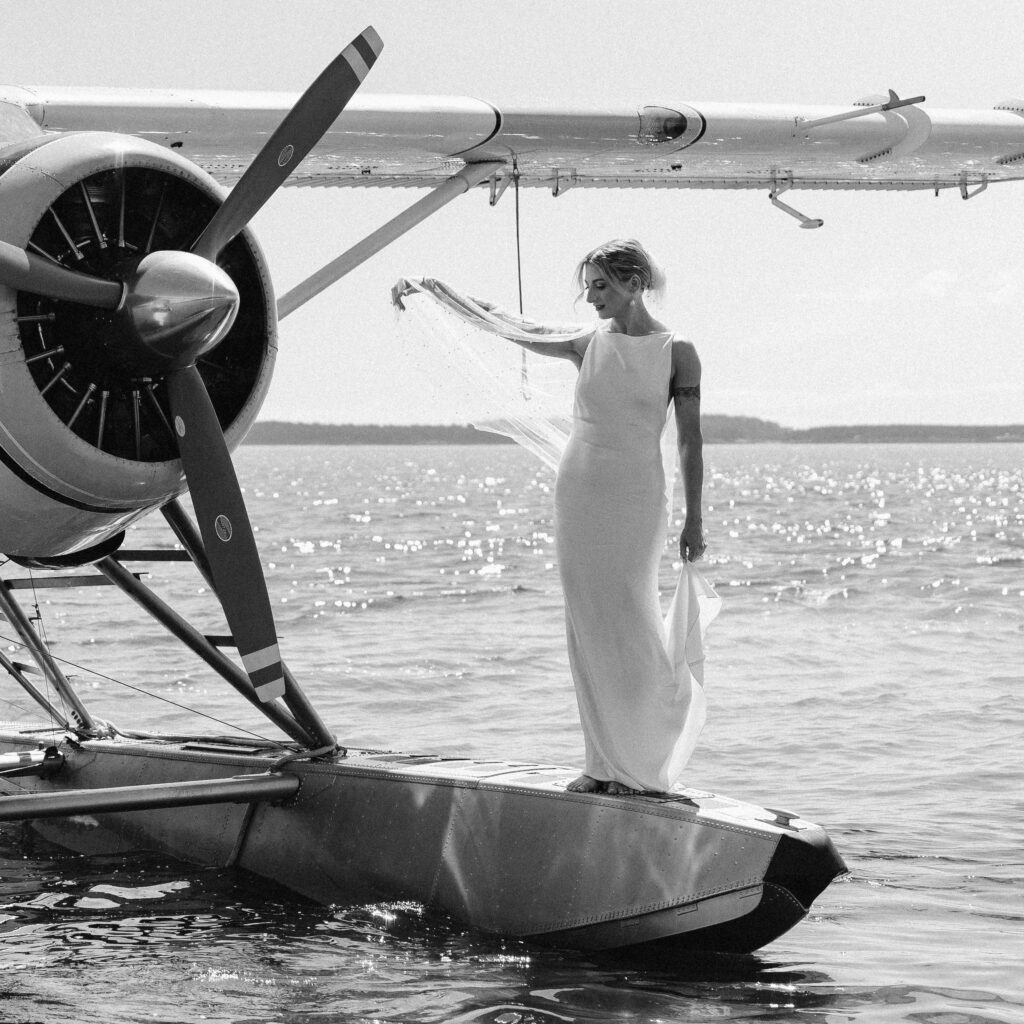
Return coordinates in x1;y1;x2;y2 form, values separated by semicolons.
0;629;284;747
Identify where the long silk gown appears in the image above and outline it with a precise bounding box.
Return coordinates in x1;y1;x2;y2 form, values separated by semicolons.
555;327;719;793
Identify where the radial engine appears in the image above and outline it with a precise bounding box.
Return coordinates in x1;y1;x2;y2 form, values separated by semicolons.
0;132;275;565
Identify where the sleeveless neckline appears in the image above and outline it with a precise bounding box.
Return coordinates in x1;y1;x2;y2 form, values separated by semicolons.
601;329;672;339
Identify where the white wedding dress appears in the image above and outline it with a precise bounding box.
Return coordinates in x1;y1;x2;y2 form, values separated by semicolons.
557;326;719;791
393;279;720;792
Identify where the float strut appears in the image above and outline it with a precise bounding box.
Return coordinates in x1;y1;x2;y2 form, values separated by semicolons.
157;502;337;750
0;649;71;728
277;160;505;319
0;772;299;822
0;579;97;733
96;556;320;748
162;498;216;586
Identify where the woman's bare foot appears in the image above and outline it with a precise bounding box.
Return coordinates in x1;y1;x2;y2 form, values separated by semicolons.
605;781;641;796
566;774;604;793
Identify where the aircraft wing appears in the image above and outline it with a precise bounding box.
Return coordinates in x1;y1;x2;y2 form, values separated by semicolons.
3;85;1024;193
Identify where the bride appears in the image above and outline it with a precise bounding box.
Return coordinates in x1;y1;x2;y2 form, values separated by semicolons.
394;239;718;796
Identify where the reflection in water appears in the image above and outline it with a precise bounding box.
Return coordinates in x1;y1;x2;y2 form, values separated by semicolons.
0;823;849;1023
4;823;917;1024
0;789;1018;1023
5;828;1016;1023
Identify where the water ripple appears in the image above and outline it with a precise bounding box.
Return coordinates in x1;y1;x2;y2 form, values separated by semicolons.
3;443;1023;1022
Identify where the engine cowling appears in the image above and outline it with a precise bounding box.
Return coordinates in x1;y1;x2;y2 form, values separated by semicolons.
0;132;276;562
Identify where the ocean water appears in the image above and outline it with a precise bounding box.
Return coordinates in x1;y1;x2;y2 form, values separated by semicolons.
1;442;1022;1024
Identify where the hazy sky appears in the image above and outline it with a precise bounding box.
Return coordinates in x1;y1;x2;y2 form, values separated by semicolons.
4;0;1024;426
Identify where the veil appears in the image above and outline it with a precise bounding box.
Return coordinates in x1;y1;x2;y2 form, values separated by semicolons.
391;276;679;510
391;277;587;472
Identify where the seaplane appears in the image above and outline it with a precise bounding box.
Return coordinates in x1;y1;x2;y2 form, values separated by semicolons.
2;24;1021;955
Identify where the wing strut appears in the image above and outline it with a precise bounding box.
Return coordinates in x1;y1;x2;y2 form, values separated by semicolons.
277;160;505;320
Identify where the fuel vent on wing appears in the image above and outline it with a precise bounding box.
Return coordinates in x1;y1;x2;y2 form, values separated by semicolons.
637;104;707;150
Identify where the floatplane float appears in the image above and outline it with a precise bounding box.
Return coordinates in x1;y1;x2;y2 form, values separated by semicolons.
4;25;1021;954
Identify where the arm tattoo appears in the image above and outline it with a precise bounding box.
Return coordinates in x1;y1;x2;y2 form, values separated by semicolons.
671;384;701;401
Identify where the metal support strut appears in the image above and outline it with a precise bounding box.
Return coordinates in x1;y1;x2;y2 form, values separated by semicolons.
769;185;823;229
0;650;71;728
276;160;505;320
158;501;337;750
960;178;988;200
0;772;299;822
0;578;97;733
96;556;322;749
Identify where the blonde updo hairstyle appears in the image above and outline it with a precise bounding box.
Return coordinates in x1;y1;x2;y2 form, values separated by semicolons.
574;238;666;303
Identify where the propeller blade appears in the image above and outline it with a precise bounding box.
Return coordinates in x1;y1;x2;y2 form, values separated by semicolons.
191;26;383;261
0;238;124;308
166;366;285;703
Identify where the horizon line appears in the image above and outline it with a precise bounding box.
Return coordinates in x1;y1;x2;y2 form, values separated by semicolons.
253;416;1024;430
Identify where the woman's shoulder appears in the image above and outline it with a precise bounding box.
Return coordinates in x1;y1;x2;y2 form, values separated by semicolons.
670;337;701;380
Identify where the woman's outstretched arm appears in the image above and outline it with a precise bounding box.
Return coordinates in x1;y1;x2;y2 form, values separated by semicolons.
466;292;588;364
392;277;590;366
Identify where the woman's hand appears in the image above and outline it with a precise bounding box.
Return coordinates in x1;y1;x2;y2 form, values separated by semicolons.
391;278;415;310
679;519;706;562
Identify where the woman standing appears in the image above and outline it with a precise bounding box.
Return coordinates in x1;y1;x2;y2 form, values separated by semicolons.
394;239;716;796
545;240;708;793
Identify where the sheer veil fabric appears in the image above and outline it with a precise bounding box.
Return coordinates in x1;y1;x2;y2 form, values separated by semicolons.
392;277;588;471
393;277;721;788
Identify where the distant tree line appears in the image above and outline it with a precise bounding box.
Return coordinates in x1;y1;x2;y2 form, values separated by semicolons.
245;417;1024;445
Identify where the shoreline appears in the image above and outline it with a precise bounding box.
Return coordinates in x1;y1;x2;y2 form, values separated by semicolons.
245;419;1024;445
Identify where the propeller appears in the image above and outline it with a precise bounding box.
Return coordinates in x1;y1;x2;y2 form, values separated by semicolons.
166;365;285;700
0;27;383;705
192;29;383;261
0;238;123;309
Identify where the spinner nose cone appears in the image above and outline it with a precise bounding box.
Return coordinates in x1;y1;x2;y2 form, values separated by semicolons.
123;250;240;366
